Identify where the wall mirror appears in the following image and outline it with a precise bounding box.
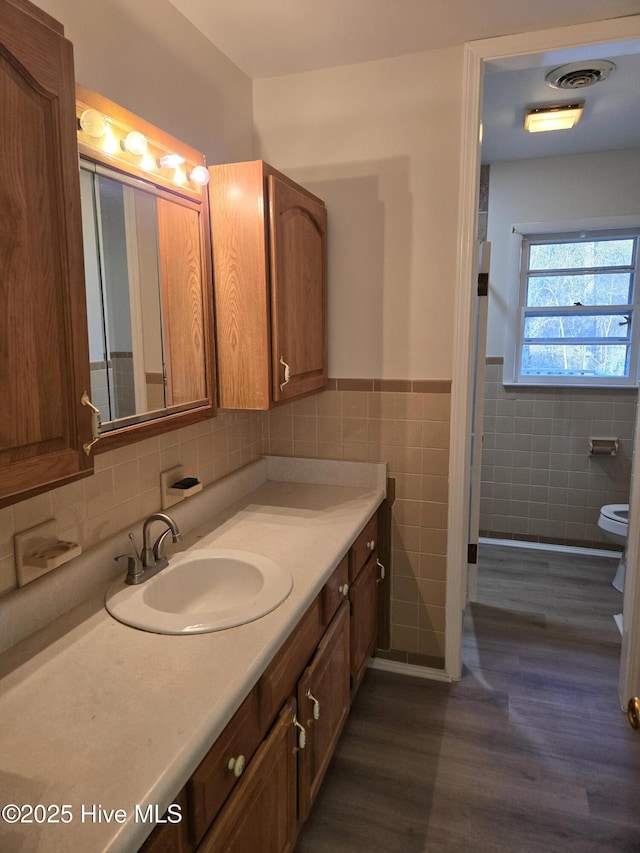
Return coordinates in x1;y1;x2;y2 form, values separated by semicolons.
75;85;216;451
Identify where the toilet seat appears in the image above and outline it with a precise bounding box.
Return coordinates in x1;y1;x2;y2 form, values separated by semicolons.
600;503;629;523
598;504;628;592
598;504;629;539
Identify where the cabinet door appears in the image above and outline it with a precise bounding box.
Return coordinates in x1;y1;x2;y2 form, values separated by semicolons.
349;554;378;698
297;600;350;822
268;175;327;403
0;0;92;506
197;698;298;853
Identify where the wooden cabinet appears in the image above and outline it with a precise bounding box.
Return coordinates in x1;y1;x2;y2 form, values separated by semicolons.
0;0;93;507
297;600;350;822
187;687;262;845
349;554;379;698
349;514;378;582
139;519;379;853
348;512;380;697
209;160;328;410
197;699;298;853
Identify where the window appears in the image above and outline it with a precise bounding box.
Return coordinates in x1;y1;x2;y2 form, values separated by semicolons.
515;229;640;386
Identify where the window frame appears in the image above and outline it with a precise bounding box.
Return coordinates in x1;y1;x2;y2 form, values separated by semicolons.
512;227;640;388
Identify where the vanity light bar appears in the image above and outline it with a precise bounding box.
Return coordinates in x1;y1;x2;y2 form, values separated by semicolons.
76;105;207;191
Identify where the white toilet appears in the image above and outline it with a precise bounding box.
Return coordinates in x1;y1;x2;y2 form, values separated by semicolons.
597;503;629;592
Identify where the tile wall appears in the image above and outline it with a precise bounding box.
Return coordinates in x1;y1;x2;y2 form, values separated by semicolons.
480;359;636;546
1;382;451;670
0;410;263;595
262;379;451;669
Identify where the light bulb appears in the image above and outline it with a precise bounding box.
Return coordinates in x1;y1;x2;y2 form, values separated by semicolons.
121;131;148;156
158;153;186;169
79;109;107;139
188;165;210;187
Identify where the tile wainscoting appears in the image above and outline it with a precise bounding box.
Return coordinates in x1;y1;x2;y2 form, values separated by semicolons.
0;380;451;671
481;359;635;548
262;379;452;669
0;410;263;595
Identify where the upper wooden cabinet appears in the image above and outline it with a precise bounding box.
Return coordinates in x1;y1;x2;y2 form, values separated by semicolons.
209;160;328;410
0;0;93;507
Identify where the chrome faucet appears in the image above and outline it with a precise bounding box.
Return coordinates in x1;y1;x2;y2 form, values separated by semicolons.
141;512;182;570
116;512;182;585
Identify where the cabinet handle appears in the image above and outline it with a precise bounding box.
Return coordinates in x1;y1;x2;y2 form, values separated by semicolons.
279;356;291;391
227;755;246;777
306;689;321;721
81;391;101;455
376;558;386;584
338;583;349;597
293;714;307;749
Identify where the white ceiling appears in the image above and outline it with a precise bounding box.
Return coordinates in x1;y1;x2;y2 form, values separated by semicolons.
482;44;640;162
167;0;640;162
168;0;640;79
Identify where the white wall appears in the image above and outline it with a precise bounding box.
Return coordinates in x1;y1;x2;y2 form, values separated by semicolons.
253;47;465;380
485;149;640;358
35;0;253;165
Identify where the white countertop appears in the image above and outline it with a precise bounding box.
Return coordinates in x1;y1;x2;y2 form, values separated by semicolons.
0;459;384;852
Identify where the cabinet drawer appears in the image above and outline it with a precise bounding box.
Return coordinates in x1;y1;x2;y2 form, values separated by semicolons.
196;698;297;853
187;687;261;846
320;554;349;625
258;597;323;731
348;513;378;582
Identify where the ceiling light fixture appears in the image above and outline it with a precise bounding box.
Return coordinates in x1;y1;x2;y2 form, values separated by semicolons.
524;102;584;133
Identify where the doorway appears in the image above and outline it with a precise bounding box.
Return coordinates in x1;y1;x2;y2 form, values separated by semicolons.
447;15;640;709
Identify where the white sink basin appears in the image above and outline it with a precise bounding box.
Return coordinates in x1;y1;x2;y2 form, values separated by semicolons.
105;549;293;634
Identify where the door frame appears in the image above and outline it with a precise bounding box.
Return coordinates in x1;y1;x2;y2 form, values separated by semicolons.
447;14;640;701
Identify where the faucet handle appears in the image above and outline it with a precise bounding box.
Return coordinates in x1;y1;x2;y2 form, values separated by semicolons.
128;531;141;560
115;553;144;585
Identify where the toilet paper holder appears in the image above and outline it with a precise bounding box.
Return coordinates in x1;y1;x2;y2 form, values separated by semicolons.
589;437;619;456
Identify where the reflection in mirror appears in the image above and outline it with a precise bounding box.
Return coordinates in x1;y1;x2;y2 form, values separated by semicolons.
80;161;206;432
75;84;215;451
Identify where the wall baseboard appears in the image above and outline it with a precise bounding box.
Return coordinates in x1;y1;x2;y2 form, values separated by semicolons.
369;657;453;682
479;536;620;559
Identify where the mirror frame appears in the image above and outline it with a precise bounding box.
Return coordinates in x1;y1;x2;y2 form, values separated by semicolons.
75;85;216;452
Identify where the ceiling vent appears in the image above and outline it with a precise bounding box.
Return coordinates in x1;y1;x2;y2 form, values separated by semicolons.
545;59;616;90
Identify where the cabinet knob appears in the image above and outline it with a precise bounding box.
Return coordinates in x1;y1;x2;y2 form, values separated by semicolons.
306;689;321;721
227;755;246;777
367;540;376;551
338;583;349;597
293;715;307;749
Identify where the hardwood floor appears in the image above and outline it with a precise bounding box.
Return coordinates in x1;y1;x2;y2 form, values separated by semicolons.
295;544;640;852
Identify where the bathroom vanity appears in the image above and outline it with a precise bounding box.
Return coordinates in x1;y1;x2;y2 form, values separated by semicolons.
0;458;385;852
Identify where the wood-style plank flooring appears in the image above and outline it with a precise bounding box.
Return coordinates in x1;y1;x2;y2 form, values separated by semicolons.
295;544;640;852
